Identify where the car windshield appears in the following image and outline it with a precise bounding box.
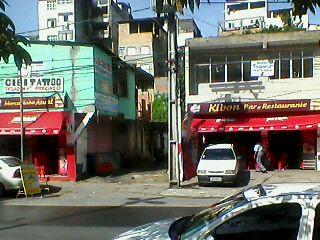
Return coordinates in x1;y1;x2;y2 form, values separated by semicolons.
201;148;235;160
1;157;21;167
178;191;247;239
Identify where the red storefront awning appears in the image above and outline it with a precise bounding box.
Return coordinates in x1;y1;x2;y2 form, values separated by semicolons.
192;114;320;133
0;112;66;135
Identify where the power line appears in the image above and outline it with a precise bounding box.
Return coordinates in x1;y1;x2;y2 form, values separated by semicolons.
17;6;152;35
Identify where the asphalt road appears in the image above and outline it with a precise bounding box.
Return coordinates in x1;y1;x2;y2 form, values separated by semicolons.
0;205;204;240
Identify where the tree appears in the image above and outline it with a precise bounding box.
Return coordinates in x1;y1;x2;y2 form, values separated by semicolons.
158;0;320;15
291;0;320;16
156;0;206;13
152;93;168;122
0;0;32;69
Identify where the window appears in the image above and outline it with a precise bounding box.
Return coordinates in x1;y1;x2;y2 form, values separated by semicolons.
47;35;58;41
292;51;302;78
280;52;290;79
250;1;265;9
47;0;57;10
58;32;73;41
47;18;56;28
195;64;210;84
130;23;139;33
58;0;72;4
303;50;313;78
228;3;248;12
59;13;72;23
113;69;128;98
210;203;302;240
127;47;137;56
141;64;150;73
1;158;21;167
119;47;125;56
140;46;150;55
211;56;225;83
140;22;153;33
227;56;241;82
201;149;235;160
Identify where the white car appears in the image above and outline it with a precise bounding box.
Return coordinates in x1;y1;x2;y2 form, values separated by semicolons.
197;144;240;186
114;183;320;240
0;156;22;197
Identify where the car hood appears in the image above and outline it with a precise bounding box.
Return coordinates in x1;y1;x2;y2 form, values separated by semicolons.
197;159;236;172
113;219;174;240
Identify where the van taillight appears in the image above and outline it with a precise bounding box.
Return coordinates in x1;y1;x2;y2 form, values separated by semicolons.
13;169;21;178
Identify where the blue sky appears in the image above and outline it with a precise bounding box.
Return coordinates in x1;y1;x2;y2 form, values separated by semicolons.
6;0;320;37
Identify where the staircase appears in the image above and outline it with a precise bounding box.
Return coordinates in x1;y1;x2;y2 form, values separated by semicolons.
302;159;316;170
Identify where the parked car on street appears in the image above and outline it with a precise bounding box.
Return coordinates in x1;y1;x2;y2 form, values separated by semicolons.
114;183;320;240
0;156;22;197
196;144;241;186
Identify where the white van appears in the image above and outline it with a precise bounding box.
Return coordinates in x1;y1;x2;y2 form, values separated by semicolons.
197;144;240;186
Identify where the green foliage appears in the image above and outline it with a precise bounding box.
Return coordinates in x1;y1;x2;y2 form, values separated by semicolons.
158;0;320;16
291;0;320;16
257;25;304;34
152;93;168;122
0;0;32;69
157;0;209;13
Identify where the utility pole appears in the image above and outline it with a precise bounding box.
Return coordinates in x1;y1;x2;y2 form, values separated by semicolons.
167;12;181;187
150;0;182;187
19;70;24;163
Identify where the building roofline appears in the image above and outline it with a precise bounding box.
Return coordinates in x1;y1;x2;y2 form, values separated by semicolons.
28;41;150;81
186;30;320;50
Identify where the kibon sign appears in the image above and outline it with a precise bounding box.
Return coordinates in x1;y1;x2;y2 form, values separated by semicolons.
188;100;312;115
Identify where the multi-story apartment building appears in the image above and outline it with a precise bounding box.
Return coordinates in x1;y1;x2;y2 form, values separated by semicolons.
89;0;132;54
118;17;168;93
177;19;202;47
38;0;131;53
184;31;320;177
219;0;309;35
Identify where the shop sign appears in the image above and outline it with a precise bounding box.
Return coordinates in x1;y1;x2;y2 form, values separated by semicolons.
0;97;62;110
188;100;311;115
95;93;118;114
19;164;41;197
11;116;38;124
4;77;64;93
94;58;112;79
251;60;274;77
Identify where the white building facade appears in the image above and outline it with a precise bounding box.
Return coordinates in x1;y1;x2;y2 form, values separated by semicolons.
220;0;309;35
184;31;320;177
38;0;76;41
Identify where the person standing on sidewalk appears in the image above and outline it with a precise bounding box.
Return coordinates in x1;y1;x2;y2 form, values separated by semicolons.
254;143;267;173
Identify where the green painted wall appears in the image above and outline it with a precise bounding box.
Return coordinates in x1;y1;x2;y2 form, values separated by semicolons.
93;47;118;116
0;43;95;112
0;43;137;120
118;69;136;120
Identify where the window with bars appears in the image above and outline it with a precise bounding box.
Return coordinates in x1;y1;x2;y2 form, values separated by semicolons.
47;0;57;10
47;35;58;41
58;0;72;4
190;50;314;95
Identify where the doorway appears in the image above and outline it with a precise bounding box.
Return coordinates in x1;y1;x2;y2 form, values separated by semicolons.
269;131;302;169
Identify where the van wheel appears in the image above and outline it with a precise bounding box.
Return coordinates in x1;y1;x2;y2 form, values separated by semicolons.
198;181;205;187
0;183;5;197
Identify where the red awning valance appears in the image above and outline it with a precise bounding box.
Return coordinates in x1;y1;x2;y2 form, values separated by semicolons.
192;114;320;133
0;112;66;135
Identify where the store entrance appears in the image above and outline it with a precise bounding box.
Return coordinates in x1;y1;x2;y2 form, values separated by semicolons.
269;131;302;169
201;132;261;169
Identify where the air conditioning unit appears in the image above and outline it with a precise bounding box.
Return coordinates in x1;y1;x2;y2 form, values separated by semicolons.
150;0;176;13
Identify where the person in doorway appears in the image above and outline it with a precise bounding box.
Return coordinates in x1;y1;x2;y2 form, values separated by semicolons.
254;142;267;173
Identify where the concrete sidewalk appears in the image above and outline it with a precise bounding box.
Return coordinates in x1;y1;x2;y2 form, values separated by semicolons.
1;169;320;207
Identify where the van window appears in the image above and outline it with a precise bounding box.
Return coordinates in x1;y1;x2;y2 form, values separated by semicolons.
201;149;235;160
